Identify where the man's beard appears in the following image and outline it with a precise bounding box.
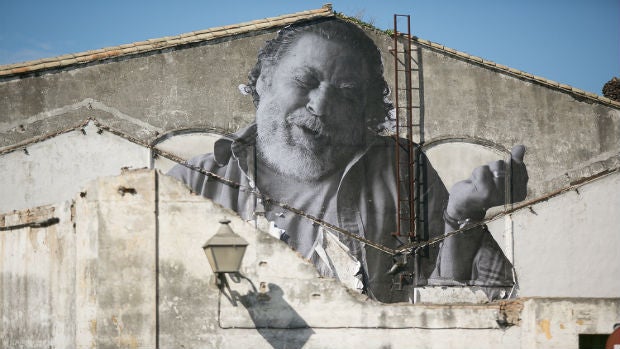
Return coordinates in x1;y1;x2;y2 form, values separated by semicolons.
256;104;366;182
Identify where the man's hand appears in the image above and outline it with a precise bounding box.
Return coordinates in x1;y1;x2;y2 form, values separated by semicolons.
446;145;528;223
435;145;528;280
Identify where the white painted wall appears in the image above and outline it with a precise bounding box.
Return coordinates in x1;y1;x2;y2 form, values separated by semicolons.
512;171;620;297
0;121;149;213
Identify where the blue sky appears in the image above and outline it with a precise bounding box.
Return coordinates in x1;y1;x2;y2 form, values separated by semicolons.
1;0;618;95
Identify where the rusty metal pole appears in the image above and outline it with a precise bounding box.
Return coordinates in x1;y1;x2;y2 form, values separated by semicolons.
393;14;401;238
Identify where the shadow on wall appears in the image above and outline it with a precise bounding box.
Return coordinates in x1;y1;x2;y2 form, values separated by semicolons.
225;275;314;349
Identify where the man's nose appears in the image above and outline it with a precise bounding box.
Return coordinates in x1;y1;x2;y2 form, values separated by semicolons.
306;83;332;117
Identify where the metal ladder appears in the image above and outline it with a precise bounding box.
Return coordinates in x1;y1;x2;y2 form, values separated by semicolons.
391;14;428;288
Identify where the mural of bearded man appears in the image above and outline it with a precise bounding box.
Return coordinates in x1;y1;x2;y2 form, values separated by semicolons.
168;19;528;303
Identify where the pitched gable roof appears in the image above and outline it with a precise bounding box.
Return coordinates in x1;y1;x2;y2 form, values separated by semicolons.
1;4;617;108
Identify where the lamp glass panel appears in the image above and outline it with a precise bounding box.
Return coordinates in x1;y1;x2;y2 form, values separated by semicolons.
204;247;219;273
207;245;247;273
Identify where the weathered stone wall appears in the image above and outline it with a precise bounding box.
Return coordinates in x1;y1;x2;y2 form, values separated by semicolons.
420;44;620;197
0;30;275;147
1;170;618;348
74;170;157;348
0;202;75;348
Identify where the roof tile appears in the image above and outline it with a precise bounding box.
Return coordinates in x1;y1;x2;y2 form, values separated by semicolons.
541;78;559;87
60;58;78;65
268;19;288;26
11;67;31;74
30;63;45;71
131;40;151;46
121;47;139;54
165;39;183;46
521;72;534;79
37;57;55;64
253;21;274;30
42;61;62;69
269;14;288;21
179;32;197;38
454;51;470;59
74;55;91;63
55;54;75;61
429;42;443;49
137;44;155;51
584;91;599;98
194;33;215;41
226;27;246;35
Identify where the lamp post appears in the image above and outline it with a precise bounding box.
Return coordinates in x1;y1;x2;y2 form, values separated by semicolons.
202;219;249;288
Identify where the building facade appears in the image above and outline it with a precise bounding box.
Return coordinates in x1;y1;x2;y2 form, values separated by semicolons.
1;5;619;348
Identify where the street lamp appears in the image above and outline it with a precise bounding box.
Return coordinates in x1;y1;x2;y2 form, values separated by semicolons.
202;219;249;288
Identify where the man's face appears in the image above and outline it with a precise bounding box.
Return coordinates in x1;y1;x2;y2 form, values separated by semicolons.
255;33;371;181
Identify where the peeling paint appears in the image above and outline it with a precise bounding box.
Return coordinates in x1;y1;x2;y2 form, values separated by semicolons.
89;319;97;336
538;319;552;340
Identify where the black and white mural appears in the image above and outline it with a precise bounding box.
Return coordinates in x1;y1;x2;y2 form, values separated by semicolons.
167;20;528;303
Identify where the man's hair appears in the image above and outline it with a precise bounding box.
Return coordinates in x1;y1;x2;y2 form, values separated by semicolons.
246;19;393;131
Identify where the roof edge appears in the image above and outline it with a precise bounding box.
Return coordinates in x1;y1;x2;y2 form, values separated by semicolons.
0;4;334;78
412;37;620;109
